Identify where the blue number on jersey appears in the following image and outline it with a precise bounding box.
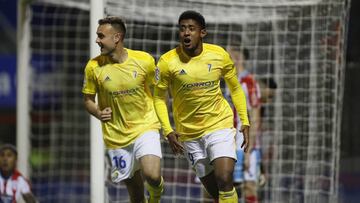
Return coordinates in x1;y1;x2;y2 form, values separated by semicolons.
113;156;126;169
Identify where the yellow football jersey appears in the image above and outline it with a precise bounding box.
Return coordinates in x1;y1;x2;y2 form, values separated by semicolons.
82;48;160;149
155;43;249;141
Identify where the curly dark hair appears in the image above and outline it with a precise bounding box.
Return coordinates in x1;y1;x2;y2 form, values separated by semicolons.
178;10;206;29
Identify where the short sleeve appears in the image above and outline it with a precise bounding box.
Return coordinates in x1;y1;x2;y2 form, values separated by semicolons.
82;60;97;95
155;57;171;90
222;51;237;80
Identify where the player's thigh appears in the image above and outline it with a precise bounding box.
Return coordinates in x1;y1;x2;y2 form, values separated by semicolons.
107;145;139;183
205;128;237;162
183;139;213;178
205;128;236;186
135;131;162;180
212;157;235;182
139;154;161;183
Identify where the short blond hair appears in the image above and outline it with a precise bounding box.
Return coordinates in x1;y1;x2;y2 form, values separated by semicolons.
98;16;126;34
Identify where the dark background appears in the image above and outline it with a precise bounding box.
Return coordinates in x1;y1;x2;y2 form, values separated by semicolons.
0;0;359;202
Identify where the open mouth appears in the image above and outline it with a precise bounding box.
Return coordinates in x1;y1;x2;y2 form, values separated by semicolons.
183;38;191;46
98;44;104;51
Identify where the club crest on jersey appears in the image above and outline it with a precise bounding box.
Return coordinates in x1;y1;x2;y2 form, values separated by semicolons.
133;71;138;78
207;64;212;72
155;67;160;81
179;69;187;75
104;76;111;82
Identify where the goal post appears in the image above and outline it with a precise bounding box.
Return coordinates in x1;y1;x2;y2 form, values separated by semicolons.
89;0;105;203
16;0;31;178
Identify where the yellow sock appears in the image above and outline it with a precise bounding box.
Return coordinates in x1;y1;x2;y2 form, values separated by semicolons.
219;187;238;203
145;177;164;203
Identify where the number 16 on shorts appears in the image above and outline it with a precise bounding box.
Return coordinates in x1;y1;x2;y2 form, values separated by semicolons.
109;153;129;183
113;156;126;169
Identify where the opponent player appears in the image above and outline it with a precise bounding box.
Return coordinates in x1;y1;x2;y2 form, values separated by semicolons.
154;10;250;203
0;144;37;203
82;17;163;203
227;46;265;203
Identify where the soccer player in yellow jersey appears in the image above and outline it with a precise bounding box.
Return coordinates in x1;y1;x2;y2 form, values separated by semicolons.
82;17;163;203
154;11;250;203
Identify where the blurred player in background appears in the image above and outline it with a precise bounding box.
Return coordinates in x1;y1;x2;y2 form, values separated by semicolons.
257;76;278;192
227;46;265;203
82;17;163;203
0;144;37;203
154;10;250;203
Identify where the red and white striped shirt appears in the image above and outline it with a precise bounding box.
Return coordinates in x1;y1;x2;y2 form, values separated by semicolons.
0;170;31;203
233;70;261;125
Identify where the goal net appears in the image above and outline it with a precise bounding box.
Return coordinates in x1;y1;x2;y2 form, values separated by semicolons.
21;0;349;202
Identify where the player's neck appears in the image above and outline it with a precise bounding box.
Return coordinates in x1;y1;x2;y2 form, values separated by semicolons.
183;43;203;57
110;46;128;64
0;169;13;179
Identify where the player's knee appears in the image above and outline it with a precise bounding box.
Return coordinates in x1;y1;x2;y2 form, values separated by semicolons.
143;170;161;186
215;172;233;190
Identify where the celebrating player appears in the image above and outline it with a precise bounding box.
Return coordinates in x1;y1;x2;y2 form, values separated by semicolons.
154;10;250;203
82;17;163;203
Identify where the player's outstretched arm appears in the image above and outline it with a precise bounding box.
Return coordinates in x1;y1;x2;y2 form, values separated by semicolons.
83;94;112;122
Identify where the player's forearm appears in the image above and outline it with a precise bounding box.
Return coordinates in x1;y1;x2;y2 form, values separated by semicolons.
250;106;261;131
249;107;261;148
83;94;101;120
153;87;174;136
225;76;250;126
22;193;37;203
